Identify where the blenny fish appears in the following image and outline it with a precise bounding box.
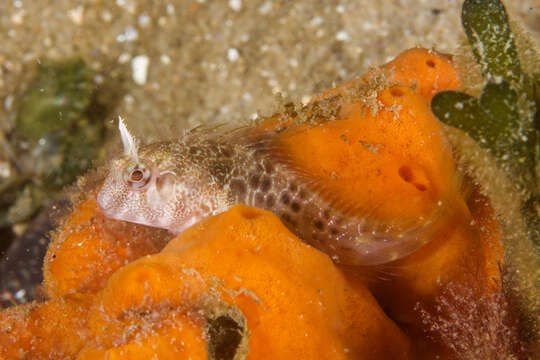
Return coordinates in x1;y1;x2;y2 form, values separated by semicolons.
98;114;462;266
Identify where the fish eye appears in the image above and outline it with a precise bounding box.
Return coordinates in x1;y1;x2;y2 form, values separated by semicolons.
124;162;152;189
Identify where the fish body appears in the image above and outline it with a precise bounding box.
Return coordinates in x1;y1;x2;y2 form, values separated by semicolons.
98;114;461;266
98;133;372;264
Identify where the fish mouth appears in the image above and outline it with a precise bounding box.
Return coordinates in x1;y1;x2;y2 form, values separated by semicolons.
96;186;127;220
96;190;109;211
96;200;121;221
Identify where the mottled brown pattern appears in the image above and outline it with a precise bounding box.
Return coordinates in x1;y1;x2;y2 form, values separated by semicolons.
99;128;445;266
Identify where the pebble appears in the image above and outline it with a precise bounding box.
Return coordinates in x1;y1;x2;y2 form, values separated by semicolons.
229;0;242;12
132;55;149;85
116;25;138;43
11;11;24;25
138;13;151;27
118;52;131;64
335;30;349;41
160;54;171;65
68;6;84;25
258;1;272;15
4;95;14;111
227;48;239;62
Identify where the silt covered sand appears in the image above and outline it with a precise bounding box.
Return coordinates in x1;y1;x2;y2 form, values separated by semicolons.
0;0;538;141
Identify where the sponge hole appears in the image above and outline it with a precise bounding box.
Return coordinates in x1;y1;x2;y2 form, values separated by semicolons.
390;88;404;97
426;59;436;68
398;166;428;192
398;166;414;182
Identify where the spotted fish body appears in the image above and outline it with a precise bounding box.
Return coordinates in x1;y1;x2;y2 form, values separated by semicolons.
98;117;460;266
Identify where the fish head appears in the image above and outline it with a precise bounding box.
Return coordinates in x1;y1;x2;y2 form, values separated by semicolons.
97;119;227;233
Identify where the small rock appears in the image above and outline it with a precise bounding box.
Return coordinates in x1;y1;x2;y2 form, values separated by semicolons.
336;30;349;41
229;0;242;12
227;48;239;62
68;6;84;25
116;25;138;43
131;55;149;85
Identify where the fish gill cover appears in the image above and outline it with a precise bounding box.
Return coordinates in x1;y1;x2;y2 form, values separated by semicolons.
430;0;540;349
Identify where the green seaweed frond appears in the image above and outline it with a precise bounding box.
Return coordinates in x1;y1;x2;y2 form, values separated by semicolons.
431;0;539;246
430;0;540;349
0;58;107;226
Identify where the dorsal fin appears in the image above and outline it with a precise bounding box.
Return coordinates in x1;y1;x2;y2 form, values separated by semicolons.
118;116;139;163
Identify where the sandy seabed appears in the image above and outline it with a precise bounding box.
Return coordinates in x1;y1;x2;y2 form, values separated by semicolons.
0;0;538;144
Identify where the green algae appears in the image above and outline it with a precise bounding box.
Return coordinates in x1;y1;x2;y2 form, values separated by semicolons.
15;58;93;141
430;0;540;350
461;0;523;88
431;0;539;246
0;58;106;227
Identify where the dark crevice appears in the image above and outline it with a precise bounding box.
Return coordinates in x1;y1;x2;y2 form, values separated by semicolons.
206;315;244;360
